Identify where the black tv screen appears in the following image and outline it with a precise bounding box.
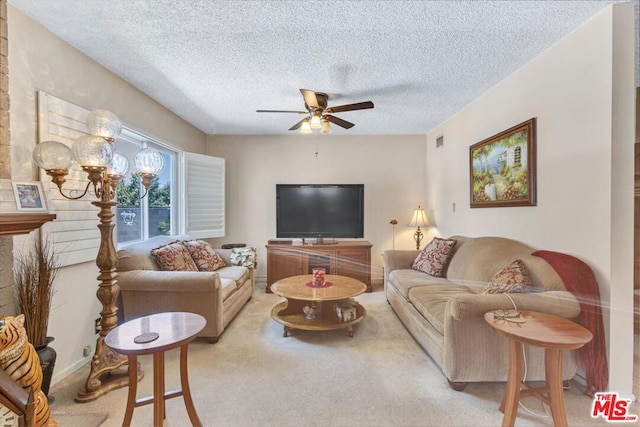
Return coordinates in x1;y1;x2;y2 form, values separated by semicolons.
276;184;364;239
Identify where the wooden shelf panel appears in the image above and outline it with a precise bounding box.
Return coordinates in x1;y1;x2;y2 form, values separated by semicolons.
0;213;56;236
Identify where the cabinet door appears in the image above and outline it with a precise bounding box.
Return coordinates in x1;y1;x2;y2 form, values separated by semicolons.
267;247;303;287
336;248;370;286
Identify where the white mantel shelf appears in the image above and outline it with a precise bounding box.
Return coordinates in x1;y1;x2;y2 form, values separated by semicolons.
0;213;56;236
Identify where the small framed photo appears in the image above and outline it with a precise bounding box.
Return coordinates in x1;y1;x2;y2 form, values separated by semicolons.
12;181;48;212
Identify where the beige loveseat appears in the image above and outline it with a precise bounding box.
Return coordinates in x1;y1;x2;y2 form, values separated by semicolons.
383;235;582;390
116;235;255;342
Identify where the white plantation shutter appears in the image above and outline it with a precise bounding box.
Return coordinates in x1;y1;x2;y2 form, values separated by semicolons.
37;91;101;266
183;152;225;238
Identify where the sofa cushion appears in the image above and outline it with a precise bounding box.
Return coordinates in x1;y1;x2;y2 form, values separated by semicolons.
230;247;256;268
182;240;226;272
388;269;452;298
117;234;194;272
483;259;531;294
220;278;238;301
216;266;251;286
150;241;199;272
408;284;476;335
412;237;457;277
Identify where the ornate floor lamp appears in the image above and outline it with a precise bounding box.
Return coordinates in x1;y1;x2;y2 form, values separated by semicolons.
32;110;164;402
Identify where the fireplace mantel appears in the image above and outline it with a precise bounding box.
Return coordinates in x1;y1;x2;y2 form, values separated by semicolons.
0;213;56;236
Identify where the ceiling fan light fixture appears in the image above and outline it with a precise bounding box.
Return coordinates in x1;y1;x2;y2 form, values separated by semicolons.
300;119;312;134
310;112;322;129
321;118;331;134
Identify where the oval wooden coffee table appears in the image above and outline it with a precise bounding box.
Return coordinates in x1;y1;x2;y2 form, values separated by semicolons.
271;274;367;337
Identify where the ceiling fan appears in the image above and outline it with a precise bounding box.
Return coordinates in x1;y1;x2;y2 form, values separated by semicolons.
256;89;374;134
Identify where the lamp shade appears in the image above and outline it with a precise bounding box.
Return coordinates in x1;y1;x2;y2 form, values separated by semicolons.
107;152;130;177
321;119;331;134
300;119;312;134
86;109;122;140
408;206;429;227
133;147;164;174
72;135;114;167
310;113;322;129
32;140;73;170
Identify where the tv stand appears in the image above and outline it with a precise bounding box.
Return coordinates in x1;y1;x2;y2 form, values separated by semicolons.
310;237;336;245
266;241;372;293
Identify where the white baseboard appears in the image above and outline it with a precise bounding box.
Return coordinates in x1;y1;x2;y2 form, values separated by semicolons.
51;355;91;387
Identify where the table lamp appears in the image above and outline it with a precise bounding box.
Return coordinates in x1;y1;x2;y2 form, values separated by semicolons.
408;205;429;250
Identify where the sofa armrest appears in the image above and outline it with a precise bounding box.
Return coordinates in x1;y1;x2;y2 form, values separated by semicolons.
446;290;581;322
118;270;221;292
382;250;419;272
215;249;233;265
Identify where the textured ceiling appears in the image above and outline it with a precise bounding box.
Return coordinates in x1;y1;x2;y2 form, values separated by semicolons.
8;0;639;135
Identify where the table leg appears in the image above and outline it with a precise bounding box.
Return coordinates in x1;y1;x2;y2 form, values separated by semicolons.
153;351;165;426
180;344;203;427
122;355;138;427
546;348;568;427
501;339;523;427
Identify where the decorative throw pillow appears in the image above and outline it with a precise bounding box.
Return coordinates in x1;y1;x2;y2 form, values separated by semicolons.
411;237;457;277
182;240;226;271
150;241;198;271
230;247;256;268
482;259;532;294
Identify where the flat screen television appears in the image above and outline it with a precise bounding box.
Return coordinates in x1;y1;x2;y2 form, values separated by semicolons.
276;184;364;240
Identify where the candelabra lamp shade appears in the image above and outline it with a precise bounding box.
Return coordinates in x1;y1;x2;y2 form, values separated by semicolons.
133;146;164;175
408;205;429;250
72;135;114;167
86;109;122;140
32;140;73;170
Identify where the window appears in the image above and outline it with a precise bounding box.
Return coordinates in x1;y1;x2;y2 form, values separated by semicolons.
116;129;178;245
37;91;225;260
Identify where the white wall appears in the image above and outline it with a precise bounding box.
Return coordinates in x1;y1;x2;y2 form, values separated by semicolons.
206;134;427;283
425;4;635;395
7;5;207;384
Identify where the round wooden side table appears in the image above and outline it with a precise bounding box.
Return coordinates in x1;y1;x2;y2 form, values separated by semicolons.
105;312;206;427
484;310;592;427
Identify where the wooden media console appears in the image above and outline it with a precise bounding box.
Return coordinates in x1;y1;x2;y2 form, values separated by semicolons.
266;241;372;293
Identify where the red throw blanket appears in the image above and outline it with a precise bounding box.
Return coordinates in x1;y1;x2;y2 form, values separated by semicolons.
532;250;608;395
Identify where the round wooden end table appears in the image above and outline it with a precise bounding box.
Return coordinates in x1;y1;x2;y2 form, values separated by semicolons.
105;312;206;427
271;274;367;337
484;310;592;427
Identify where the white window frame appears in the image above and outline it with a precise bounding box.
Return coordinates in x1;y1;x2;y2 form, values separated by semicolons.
116;128;180;247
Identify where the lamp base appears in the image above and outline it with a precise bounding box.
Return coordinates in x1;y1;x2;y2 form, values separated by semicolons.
74;336;143;403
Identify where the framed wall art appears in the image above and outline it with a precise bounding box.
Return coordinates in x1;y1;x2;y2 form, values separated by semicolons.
12;181;48;212
469;118;537;208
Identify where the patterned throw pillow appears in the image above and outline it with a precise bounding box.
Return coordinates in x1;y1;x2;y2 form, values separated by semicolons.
230;247;256;268
150;241;199;271
411;237;457;277
182;240;226;271
482;259;532;294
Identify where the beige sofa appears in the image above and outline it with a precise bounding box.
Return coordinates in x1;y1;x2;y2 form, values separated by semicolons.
383;235;582;390
116;235;255;342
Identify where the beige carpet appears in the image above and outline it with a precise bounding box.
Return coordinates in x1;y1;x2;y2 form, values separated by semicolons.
48;283;634;426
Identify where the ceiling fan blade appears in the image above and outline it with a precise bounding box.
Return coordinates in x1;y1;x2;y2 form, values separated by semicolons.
289;118;307;131
256;109;307;114
325;101;374;114
325;115;354;129
300;89;319;110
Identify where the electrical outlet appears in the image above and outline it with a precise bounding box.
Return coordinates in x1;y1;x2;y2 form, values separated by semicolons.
83;345;92;357
453;202;456;213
